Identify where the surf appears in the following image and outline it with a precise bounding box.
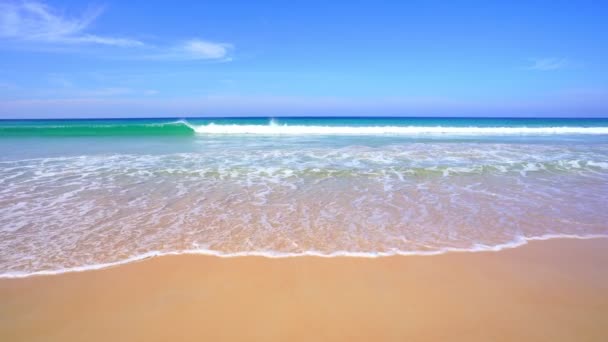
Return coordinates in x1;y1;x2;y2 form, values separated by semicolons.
191;123;608;135
3;118;608;137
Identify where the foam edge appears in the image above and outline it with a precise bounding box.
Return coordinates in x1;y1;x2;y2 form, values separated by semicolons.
2;234;607;279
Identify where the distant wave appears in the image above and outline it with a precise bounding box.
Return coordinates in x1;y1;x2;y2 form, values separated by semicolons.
0;121;195;137
192;122;608;135
3;120;608;137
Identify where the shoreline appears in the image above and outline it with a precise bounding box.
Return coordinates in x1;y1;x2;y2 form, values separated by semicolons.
2;234;608;279
2;237;608;341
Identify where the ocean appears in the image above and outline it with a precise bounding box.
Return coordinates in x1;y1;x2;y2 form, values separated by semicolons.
1;117;607;277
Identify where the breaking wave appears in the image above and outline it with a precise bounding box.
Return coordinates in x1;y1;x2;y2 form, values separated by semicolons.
2;119;608;137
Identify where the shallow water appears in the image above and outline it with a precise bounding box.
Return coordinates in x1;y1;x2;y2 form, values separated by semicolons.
1;117;608;277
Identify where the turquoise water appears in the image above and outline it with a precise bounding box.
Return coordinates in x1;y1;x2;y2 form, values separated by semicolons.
1;117;608;277
1;117;608;138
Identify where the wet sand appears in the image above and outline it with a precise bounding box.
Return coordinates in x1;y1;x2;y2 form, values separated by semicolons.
1;238;607;341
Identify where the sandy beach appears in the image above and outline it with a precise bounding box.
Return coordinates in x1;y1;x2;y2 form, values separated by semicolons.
0;238;606;341
2;1;608;341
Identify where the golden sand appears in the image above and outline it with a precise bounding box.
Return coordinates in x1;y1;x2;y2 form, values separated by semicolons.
1;238;607;341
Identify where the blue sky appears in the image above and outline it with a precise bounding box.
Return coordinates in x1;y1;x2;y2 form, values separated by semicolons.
0;0;607;118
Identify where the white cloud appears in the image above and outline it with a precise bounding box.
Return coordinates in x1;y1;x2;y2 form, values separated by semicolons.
527;58;569;71
0;2;234;60
59;34;143;47
183;39;232;59
0;1;143;46
141;39;233;61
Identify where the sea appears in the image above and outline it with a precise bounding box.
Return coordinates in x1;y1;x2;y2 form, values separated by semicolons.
1;117;607;277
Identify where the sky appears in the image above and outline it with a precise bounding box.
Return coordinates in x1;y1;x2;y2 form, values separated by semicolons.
0;0;607;118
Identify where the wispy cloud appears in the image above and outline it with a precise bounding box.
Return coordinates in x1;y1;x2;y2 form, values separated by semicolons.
142;39;233;61
183;39;232;60
0;1;143;46
527;58;570;71
0;2;234;61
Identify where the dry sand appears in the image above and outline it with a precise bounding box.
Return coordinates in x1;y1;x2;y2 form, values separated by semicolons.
1;238;607;341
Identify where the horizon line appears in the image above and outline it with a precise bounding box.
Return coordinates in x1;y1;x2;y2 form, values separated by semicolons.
2;115;608;121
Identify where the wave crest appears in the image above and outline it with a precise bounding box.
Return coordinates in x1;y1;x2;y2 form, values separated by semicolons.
192;123;608;135
3;120;608;137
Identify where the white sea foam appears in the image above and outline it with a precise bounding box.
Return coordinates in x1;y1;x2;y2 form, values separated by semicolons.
1;234;607;279
188;122;608;135
2;140;607;279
